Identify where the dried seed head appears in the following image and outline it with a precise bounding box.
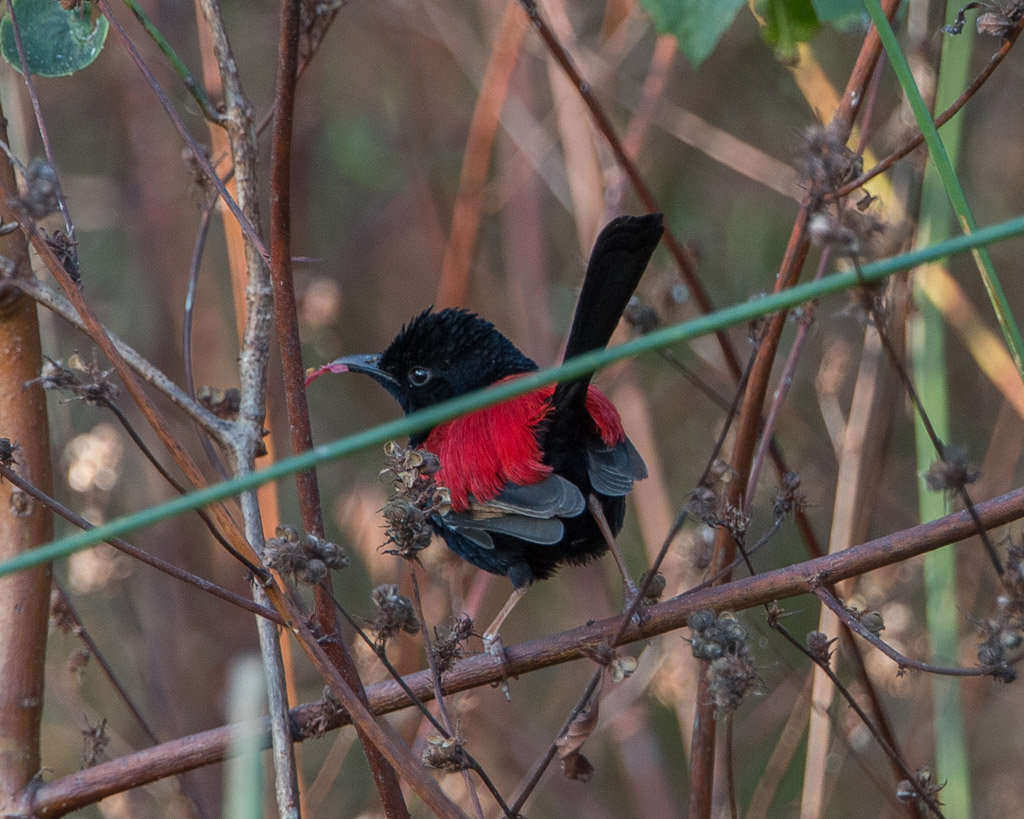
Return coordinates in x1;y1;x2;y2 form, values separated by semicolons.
49;588;77;634
264;525;348;584
379;442;450;558
623;298;660;335
707;653;758;713
81;717;110;768
370;584;420;646
925;445;980;492
560;751;595;782
21;158;61;219
806;631;837;665
30;355;120;408
797;124;863;208
0;438;18;467
641;572;666;606
432;614;473;675
421;734;468;773
67;648;91;675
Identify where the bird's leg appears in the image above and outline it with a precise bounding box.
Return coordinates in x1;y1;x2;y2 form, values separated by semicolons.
588;494;641;612
481;586;527;701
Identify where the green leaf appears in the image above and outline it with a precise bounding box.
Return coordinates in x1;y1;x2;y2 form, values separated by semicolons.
757;0;820;62
1;0;108;77
640;0;745;68
811;0;864;27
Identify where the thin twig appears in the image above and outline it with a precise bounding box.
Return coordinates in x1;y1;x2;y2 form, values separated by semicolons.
409;568;486;819
815;585;1017;677
2;0;75;242
329;594;517;819
0;461;283;624
52;581;161;745
94;0;270;263
104;401;260;575
770;618;947;818
835;17;1024;200
850;255;1004;575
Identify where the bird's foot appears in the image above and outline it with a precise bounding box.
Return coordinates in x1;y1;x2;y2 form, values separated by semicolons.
483;632;512;701
621;579;644;627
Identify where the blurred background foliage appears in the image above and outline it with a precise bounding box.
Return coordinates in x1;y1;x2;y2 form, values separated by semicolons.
5;0;1024;816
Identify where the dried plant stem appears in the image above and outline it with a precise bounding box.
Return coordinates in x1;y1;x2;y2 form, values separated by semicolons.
1;0;74;240
437;0;527;308
51;581;161;745
2;273;227;441
0;463;282;624
267;0;410;812
95;0;269;263
689;4;901;815
816;584;1014;676
835;17;1024;200
409;568;485;819
0;100;51;816
770;621;947;818
31;476;1024;815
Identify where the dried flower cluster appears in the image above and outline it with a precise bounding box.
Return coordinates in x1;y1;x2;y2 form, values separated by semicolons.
379;442;451;559
431;614;474;675
196;386;241;420
264;524;348;585
306;687;346;739
896;765;945;812
421;734;468;773
31;355;120;408
924;444;981;493
976;540;1024;682
688;609;757;713
369;583;420;647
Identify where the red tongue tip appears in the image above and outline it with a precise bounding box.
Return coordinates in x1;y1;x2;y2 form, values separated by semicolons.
304;361;350;387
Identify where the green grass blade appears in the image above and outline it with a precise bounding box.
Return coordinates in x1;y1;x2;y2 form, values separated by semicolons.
910;4;974;812
222;656;266;819
3;212;1024;578
864;0;1024;380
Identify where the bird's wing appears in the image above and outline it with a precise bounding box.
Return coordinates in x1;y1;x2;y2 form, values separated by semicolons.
443;474;585;547
585;437;648;497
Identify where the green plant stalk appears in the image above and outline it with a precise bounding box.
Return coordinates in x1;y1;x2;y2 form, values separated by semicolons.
222;656;266;819
3;213;1024;579
864;0;1024;381
118;0;222;123
911;5;972;813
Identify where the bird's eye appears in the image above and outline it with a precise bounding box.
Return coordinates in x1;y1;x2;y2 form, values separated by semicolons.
408;366;432;387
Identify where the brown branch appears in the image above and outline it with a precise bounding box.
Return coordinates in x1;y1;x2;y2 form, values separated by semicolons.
0;462;283;625
815;585;1012;677
27;480;1024;816
835;16;1024;199
267;0;409;813
690;4;902;816
94;0;269;264
1;120;464;819
0;101;52;815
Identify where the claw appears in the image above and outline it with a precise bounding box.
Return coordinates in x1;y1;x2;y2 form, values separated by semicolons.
483;632;512;701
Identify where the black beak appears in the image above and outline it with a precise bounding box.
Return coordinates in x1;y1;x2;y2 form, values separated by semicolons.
304;353;397;387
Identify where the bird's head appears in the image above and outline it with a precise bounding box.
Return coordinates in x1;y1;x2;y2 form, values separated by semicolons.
306;307;537;415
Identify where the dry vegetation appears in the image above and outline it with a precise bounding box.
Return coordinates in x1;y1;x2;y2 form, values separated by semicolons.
1;1;1024;818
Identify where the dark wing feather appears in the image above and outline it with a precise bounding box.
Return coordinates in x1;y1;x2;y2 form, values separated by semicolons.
585;437;648;497
442;474;586;546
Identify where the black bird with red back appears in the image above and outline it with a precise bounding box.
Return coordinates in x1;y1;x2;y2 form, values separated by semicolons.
307;213;663;593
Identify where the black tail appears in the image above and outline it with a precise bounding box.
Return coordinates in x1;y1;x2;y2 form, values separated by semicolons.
550;213;663;419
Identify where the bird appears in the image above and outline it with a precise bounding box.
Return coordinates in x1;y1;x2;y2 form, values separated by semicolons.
307;213;664;645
